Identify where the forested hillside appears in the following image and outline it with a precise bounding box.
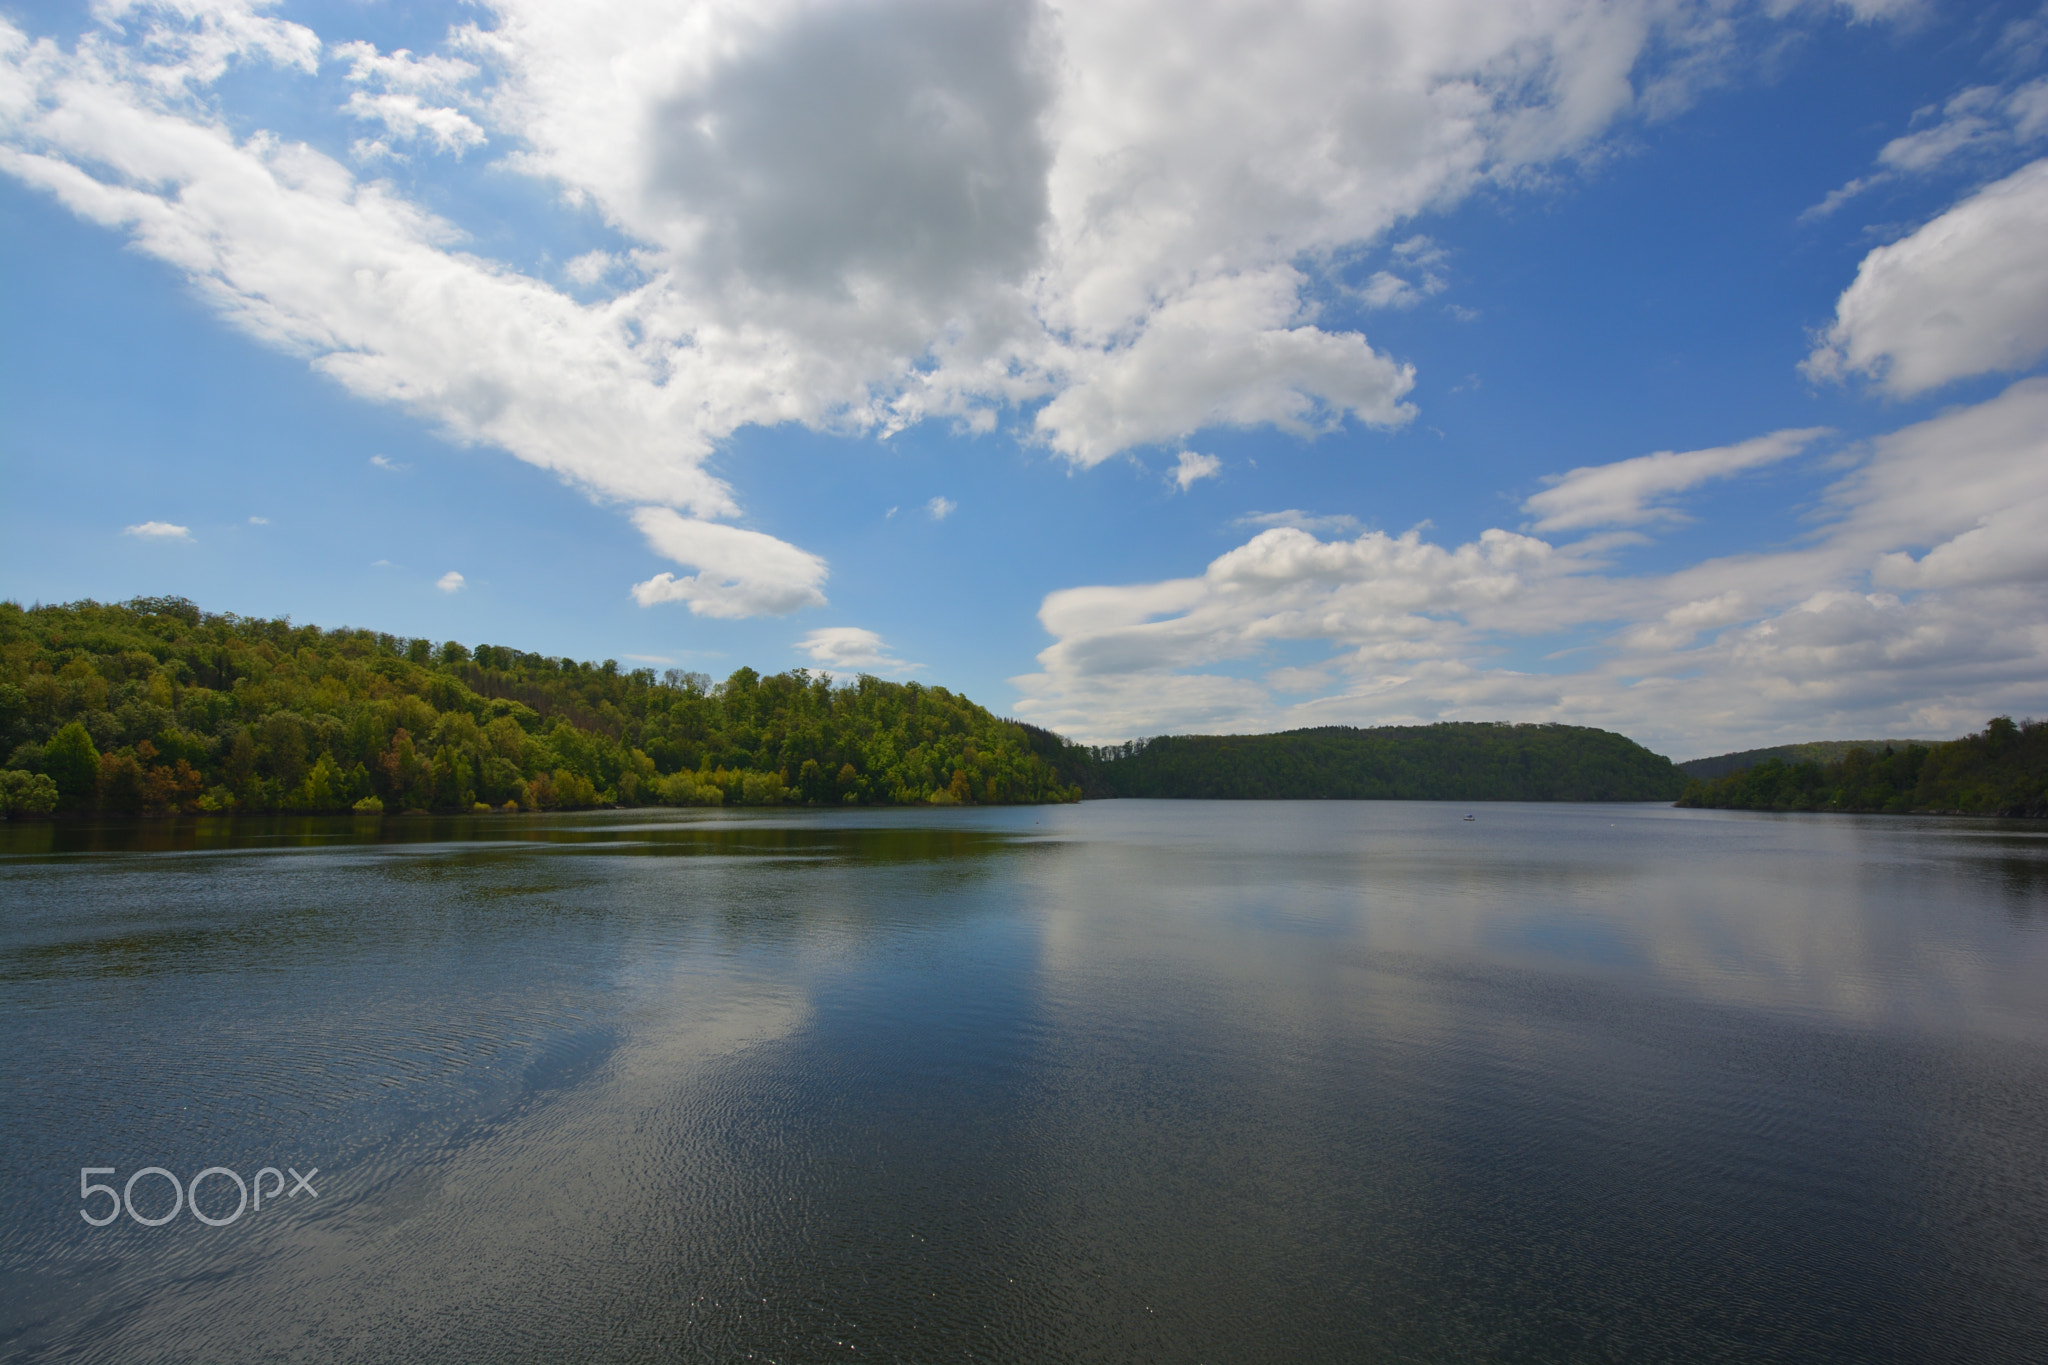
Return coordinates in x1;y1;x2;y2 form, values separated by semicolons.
0;597;1079;816
1069;723;1687;801
1676;738;1946;780
1675;718;2047;817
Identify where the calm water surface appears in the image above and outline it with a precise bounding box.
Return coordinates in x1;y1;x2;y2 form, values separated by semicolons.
2;801;2045;1362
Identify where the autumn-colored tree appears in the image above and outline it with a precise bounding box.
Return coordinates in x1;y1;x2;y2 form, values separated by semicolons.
98;752;147;813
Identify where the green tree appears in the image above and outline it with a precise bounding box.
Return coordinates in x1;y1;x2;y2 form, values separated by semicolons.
43;721;100;810
0;682;27;750
1;769;60;817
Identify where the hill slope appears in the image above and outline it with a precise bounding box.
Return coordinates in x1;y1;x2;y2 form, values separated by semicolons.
1676;718;2047;817
1068;723;1686;802
1677;739;1948;780
0;597;1079;816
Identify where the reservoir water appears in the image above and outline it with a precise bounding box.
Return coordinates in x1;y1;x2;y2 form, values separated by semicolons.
2;801;2045;1362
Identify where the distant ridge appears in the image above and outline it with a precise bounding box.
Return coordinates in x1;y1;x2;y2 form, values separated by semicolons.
1677;739;1949;780
1061;723;1685;802
1676;718;2045;817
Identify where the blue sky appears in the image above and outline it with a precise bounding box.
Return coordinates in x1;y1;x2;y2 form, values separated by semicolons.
3;0;2046;758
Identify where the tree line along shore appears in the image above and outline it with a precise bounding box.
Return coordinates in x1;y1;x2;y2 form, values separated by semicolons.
1;597;2037;819
1673;718;2047;818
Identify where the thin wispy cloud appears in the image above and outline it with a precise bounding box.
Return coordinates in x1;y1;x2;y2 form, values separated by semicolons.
1800;77;2048;221
1522;429;1830;534
1234;510;1362;535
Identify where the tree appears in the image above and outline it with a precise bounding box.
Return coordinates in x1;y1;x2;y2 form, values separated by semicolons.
0;769;59;817
43;721;100;810
99;752;148;813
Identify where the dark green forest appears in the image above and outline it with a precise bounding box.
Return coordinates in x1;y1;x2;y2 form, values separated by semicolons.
1067;723;1687;802
1676;738;1945;780
1675;717;2048;817
0;597;1080;816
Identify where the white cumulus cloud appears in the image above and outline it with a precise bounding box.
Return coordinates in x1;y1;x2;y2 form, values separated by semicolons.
795;626;921;675
1805;158;2048;396
334;40;478;93
1170;450;1221;491
436;570;465;592
0;0;1943;625
0;14;735;514
0;0;1862;515
926;496;956;521
630;507;828;618
337;39;484;156
345;91;485;157
1031;270;1417;464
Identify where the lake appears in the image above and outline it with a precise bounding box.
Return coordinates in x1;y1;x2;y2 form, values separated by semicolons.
2;801;2045;1362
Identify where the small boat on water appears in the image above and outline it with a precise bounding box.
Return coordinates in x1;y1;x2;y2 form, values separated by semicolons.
1463;814;1476;821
